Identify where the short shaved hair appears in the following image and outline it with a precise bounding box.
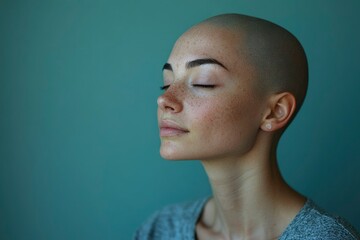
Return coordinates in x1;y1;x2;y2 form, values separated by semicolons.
201;14;308;118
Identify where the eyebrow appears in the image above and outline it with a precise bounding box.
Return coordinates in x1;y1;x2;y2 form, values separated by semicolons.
162;58;228;71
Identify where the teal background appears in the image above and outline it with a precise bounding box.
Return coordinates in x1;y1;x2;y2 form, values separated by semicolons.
1;0;359;239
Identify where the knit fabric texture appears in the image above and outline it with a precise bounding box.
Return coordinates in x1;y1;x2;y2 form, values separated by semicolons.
134;197;360;240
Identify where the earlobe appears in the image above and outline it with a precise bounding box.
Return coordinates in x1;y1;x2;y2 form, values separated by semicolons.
264;123;272;130
261;92;296;132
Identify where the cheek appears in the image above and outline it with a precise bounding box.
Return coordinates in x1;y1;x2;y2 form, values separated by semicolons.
192;95;262;152
192;95;249;129
186;98;222;128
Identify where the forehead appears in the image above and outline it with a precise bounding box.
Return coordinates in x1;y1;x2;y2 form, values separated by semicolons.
168;24;245;71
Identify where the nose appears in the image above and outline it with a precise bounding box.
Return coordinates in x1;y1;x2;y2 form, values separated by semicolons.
157;87;183;113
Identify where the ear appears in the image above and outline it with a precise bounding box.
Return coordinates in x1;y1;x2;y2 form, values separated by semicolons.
260;92;296;132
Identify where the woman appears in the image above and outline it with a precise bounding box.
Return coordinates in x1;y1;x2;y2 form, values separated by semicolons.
135;13;360;240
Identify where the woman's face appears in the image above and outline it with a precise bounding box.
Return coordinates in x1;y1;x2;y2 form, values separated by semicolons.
157;24;267;160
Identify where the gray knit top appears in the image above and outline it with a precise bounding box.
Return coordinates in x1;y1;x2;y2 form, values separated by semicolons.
134;197;360;239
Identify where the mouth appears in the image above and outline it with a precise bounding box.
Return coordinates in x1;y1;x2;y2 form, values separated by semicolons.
159;119;189;137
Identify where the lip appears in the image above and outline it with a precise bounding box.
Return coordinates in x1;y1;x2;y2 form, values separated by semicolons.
159;119;189;137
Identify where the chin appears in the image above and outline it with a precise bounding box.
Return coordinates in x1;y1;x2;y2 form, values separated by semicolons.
159;147;195;160
160;141;181;160
160;149;183;160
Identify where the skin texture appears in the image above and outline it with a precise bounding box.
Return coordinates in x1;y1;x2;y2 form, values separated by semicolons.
159;24;266;160
157;13;308;240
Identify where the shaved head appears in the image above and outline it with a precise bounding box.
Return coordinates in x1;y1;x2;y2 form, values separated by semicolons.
159;13;309;159
183;13;308;118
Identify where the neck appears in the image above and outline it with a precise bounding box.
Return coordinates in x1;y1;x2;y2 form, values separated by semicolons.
198;139;305;239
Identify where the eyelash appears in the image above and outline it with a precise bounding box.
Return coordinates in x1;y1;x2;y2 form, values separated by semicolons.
160;85;170;90
192;84;215;88
160;84;215;90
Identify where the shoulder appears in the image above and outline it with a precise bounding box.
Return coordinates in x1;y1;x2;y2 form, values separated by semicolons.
134;197;209;240
281;199;360;240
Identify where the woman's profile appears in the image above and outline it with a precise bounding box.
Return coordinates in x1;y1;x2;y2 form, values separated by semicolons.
135;13;360;240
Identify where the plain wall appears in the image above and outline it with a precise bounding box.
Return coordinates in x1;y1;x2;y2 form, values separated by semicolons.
1;0;359;239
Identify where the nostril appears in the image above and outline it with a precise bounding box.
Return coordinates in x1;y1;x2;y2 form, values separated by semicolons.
165;105;175;111
157;93;182;113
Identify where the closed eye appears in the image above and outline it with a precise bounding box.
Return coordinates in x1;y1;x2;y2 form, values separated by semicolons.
192;84;215;88
160;84;215;90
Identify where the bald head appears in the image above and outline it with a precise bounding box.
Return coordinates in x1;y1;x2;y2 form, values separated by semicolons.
186;13;308;117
